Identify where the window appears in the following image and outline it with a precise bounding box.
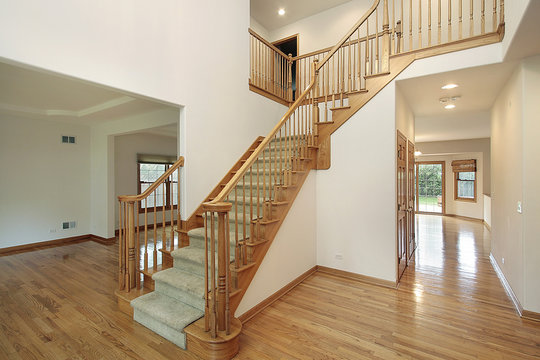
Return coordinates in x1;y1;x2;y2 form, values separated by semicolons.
137;162;178;212
452;159;477;202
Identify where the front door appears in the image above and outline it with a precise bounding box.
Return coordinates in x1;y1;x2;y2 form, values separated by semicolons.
397;131;408;280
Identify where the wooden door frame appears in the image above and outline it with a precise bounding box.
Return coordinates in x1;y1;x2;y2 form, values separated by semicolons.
415;160;446;215
271;33;299;52
407;140;416;262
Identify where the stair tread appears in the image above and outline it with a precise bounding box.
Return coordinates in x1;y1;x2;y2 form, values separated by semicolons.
131;292;203;332
152;268;205;299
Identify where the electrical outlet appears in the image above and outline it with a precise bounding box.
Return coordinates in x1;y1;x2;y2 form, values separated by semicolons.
335;253;343;260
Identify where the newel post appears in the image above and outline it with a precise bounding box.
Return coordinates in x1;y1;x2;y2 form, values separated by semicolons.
287;54;293;102
202;201;232;337
381;0;391;73
126;201;137;290
312;59;320;146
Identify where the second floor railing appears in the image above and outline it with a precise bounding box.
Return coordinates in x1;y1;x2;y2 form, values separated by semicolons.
250;0;504;107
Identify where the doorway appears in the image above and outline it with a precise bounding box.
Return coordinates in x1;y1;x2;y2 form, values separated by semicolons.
415;161;445;214
272;34;298;99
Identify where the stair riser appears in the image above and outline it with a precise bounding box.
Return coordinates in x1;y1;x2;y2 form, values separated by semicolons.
154;281;205;312
133;310;187;349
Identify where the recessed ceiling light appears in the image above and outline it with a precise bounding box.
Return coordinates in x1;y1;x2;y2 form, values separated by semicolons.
278;8;285;16
442;83;458;90
414;151;422;156
445;104;456;109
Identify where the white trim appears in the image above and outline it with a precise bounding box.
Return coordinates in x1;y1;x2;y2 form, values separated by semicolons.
489;253;523;316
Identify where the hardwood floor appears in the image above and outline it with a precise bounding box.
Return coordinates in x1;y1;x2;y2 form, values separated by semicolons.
1;215;539;359
238;215;540;359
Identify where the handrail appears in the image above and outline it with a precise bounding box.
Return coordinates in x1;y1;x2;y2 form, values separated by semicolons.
118;156;184;202
248;28;289;59
208;61;318;204
317;0;380;71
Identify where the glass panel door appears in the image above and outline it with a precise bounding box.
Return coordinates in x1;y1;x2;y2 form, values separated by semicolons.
416;162;445;213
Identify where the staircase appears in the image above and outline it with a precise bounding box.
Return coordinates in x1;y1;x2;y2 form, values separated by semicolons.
116;0;505;358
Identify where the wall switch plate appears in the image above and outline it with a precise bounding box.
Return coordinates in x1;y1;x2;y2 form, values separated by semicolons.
517;201;522;214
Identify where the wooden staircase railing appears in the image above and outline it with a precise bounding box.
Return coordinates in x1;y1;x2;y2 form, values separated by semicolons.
117;156;184;293
249;29;293;105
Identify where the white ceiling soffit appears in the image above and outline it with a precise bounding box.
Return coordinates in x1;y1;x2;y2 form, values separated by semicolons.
141;123;178;138
0;61;173;124
415;111;491;142
251;0;353;31
397;61;517;118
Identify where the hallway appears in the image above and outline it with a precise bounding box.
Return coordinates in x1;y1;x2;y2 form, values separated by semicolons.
238;215;540;359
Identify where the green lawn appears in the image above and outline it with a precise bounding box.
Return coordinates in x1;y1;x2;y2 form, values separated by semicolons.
418;195;440;206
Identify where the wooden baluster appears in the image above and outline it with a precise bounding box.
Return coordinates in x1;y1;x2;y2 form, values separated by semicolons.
500;0;504;27
249;162;253;241
459;0;463;39
448;0;453;42
348;40;352;92
438;0;442;44
170;174;174;252
418;0;422;48
493;0;497;31
287;55;293;101
161;184;166;251
366;16;370;76
153;192;157;270
376;8;380;74
177;168;181;234
225;213;231;335
382;0;390;73
470;0;474;36
392;0;395;55
127;202;135;290
332;55;336;106
409;0;413;50
204;213;209;332
118;201;124;290
136;201;141;289
242;174;247;265
481;0;485;34
144;198;148;274
428;0;432;46
396;20;403;53
235;179;239;268
341;47;345;105
124;202;129;291
256;156;260;219
401;0;404;51
209;211;216;338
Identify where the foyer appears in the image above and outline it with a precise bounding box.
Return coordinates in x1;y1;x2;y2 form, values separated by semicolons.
1;215;538;359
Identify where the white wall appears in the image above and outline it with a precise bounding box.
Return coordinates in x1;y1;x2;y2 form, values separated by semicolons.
236;172;317;316
416;138;491;194
521;55;540;313
114;132;177;226
396;84;415;140
417;152;484;220
490;65;524;307
269;0;373;54
317;83;397;282
0;0;286;239
250;16;270;39
483;194;491;227
0;115;91;248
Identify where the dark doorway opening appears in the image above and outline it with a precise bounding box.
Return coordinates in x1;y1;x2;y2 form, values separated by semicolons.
273;34;298;100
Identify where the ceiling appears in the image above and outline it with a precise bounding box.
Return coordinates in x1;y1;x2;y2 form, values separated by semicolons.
0;61;174;125
251;0;353;31
397;61;517;142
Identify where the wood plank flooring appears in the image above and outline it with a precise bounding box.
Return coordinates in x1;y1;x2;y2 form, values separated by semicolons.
238;215;540;359
0;215;539;359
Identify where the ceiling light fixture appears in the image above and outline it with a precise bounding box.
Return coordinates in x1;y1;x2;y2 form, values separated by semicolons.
278;8;285;15
445;104;456;109
414;150;422;156
441;83;458;90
